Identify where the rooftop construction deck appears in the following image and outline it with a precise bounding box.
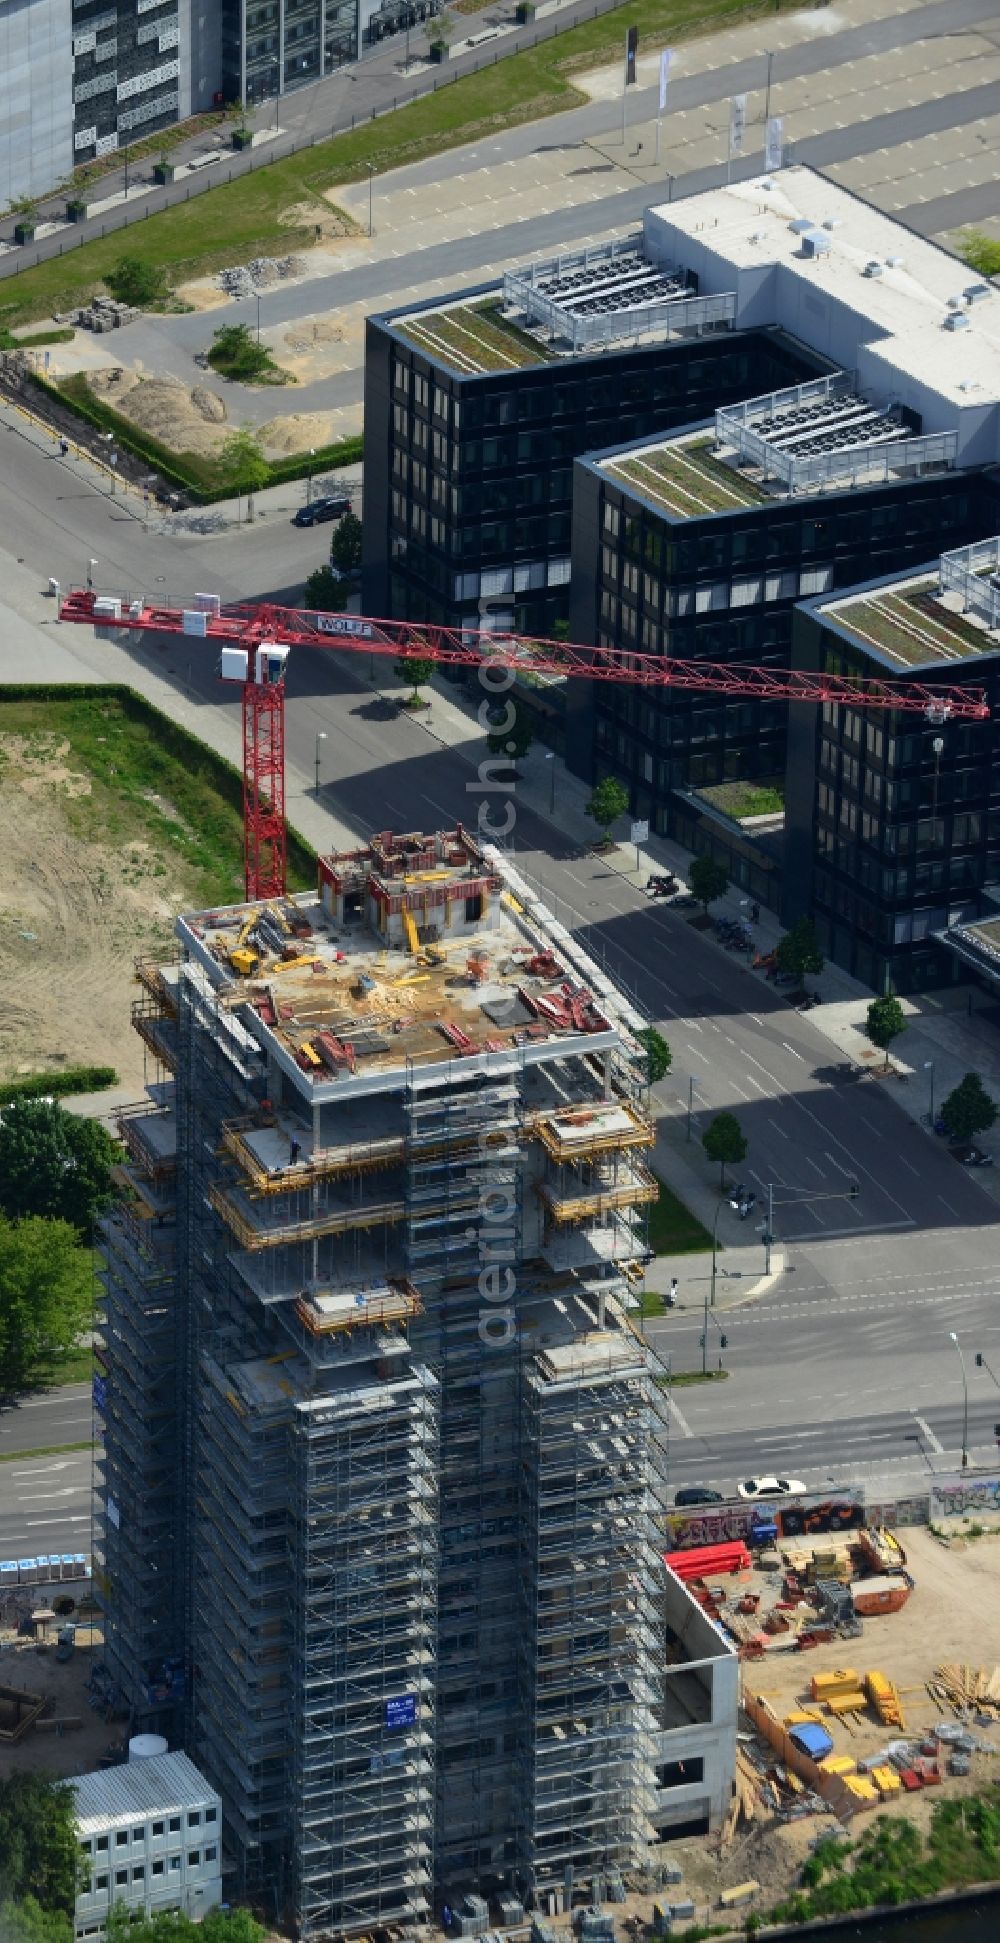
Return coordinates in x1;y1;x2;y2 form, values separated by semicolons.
178;826;643;1097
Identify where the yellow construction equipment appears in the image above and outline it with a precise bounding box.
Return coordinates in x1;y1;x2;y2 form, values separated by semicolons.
403;910;420;954
865;1671;905;1728
271;954;318;975
228;911;261;976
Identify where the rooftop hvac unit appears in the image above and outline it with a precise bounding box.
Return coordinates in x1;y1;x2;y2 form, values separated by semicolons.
944;312;971;332
801;230;831;257
862;260;883;278
964;284;990;304
789;217;814;234
822;216;843;230
885;253;905;268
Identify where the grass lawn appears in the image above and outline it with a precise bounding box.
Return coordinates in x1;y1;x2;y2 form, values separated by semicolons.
0;689;314;905
0;1438;93;1461
698;778;784;819
0;0;810;328
647;1174;713;1257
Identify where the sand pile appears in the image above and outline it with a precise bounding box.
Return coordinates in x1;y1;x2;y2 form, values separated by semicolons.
87;367;229;456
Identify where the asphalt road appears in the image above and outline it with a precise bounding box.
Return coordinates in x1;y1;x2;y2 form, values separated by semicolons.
52;0;1000;425
0;1450;93;1561
0;1384;92;1456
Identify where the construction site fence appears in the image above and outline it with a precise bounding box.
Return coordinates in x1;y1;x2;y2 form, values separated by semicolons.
664;1472;1000;1551
741;1691;860;1823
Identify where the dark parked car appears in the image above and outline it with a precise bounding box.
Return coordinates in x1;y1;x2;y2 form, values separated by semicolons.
674;1486;725;1508
647;873;679;898
292;495;352;527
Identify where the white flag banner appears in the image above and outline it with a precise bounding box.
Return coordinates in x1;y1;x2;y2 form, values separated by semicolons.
729;94;746;158
658;47;674;115
765;114;784;172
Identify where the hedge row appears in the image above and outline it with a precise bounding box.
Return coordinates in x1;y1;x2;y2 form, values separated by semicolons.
33;370;363;503
0;683;318;890
0;1066;120;1103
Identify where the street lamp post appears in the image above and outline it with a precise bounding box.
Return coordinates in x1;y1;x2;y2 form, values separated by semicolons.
924;1060;935;1128
764;49;774;123
314;730;327;796
307;448;316;506
686;1074;701;1143
949;1331;969;1470
544;751;555;814
87;557;98;590
368;164;374;239
256;293;261;345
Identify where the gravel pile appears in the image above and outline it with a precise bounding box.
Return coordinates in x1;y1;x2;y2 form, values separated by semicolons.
216;255;305;297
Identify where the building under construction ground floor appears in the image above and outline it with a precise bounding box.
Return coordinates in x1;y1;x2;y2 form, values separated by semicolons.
93;825;733;1937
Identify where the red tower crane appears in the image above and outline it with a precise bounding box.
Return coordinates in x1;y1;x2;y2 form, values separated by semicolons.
59;589;990;902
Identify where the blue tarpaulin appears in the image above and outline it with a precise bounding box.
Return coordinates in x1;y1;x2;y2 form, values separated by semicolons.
788;1721;834;1760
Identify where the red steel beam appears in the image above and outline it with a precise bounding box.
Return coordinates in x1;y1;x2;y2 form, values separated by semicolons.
59;589;991;721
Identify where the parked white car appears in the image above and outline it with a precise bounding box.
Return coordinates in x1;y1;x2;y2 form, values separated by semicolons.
737;1475;806;1500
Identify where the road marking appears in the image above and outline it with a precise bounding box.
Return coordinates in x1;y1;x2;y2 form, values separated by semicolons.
913;1415;944;1453
898;1155;920;1176
665;1395;694;1439
938;1196;960;1216
781;1041;806;1062
767;1117;789;1141
24;1514;90;1526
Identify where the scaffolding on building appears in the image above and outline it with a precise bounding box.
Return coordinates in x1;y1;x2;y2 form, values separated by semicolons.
518;1327;670;1891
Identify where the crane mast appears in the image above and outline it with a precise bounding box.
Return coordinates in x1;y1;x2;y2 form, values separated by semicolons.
60;588;990;901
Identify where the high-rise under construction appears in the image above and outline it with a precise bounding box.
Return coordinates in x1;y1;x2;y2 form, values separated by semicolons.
95;827;670;1937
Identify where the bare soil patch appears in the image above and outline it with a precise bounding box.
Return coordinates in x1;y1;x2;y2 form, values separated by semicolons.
0;1624;120;1783
0;734;180;1093
88;364;230;456
256;407;354;456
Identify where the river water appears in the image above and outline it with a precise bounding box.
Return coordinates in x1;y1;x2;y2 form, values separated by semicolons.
814;1897;999;1941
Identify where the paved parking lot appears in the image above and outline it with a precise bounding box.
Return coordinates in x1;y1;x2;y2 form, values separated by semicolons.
44;0;1000;447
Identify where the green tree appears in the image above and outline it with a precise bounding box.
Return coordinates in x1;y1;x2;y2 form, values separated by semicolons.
959;232;1000;278
702;1110;747;1188
394;657;436;704
207;323;274;383
105;256;168;307
940;1072;997;1145
486;698;534;761
776;916;824;983
865;992;907;1070
585;775;629;842
103;1905;264;1943
218;423;269;522
0;1215;93;1396
330;509;362;573
0;1774;84;1912
637;1027;671;1085
0;1897;72;1943
304;565;348;612
0;1100;117;1237
688;853;729;913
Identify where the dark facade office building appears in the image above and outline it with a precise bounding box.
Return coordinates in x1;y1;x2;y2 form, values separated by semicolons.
362;241;823;643
563;169;1000;841
784;532;1000;995
568;407;1000;840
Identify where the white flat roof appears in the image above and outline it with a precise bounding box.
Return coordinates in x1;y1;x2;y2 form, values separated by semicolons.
71;1752;219;1834
643;167;1000;445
